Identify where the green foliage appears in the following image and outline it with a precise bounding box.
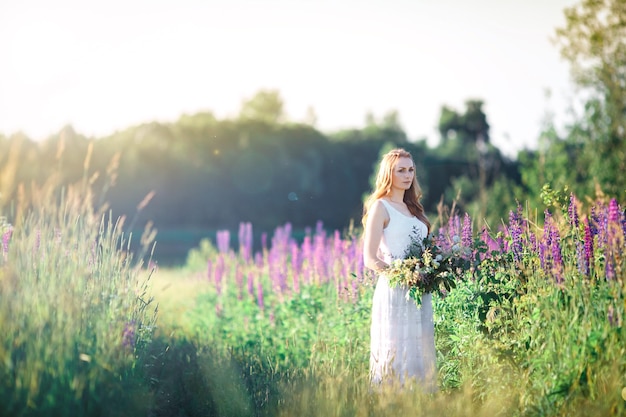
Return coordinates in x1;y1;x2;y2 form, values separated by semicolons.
238;89;286;125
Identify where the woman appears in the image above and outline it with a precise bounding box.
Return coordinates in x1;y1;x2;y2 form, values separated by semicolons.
362;148;437;392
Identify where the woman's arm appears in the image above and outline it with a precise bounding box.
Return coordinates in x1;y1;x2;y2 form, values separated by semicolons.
363;200;389;272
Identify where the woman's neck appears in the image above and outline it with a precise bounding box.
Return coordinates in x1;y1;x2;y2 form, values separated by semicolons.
386;191;405;204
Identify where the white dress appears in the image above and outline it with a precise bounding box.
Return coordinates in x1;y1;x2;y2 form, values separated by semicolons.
369;199;437;391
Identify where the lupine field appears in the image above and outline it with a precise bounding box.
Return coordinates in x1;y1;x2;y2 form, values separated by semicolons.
1;182;625;416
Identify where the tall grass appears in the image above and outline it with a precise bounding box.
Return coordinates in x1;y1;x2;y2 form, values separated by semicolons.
0;153;158;416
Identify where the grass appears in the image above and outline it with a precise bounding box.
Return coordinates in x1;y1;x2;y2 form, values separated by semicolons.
1;165;625;416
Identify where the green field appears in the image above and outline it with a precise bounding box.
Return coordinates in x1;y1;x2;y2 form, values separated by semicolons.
1;188;625;417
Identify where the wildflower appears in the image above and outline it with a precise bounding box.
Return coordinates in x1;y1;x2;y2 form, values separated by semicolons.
238;222;253;262
217;230;230;254
583;219;594;275
480;228;500;260
122;321;136;349
461;213;472;248
539;240;547;270
2;226;12;257
544;210;553;247
568;193;579;228
509;207;523;262
550;225;563;284
607;305;621;327
34;228;41;254
608;305;614;325
606;257;615;280
608;198;619;223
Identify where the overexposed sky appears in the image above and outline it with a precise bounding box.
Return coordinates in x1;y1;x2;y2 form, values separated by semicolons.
0;0;579;155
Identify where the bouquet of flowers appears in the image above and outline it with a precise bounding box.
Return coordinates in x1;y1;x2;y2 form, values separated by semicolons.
386;227;471;306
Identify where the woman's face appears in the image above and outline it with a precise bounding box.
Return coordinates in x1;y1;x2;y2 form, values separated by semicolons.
391;157;415;191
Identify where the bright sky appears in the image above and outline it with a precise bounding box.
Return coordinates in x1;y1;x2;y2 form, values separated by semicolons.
0;0;579;156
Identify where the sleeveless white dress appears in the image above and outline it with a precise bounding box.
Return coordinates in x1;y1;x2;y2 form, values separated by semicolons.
369;199;437;391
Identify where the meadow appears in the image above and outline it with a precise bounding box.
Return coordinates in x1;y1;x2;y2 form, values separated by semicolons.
1;181;625;416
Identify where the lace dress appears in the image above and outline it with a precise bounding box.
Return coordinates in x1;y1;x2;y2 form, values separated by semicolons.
369;199;437;391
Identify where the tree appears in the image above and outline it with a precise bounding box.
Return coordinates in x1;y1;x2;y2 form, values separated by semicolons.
238;89;286;124
553;0;626;197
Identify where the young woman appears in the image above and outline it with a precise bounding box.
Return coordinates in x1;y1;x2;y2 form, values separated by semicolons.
362;148;437;392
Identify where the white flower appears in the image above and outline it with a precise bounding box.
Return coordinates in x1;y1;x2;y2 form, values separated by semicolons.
452;244;460;252
452;235;461;244
435;254;443;262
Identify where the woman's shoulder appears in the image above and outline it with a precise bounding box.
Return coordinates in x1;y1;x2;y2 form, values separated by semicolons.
373;198;390;208
367;199;390;221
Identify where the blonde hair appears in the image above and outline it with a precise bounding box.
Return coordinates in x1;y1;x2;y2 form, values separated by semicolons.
362;148;431;233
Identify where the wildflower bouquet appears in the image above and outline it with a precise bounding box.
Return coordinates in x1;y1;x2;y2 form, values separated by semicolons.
386;228;471;306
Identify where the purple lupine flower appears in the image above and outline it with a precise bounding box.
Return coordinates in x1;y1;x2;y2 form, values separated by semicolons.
122;320;136;349
496;227;507;253
238;222;253;262
590;205;600;236
461;213;472;249
543;210;553;248
315;220;324;236
34;228;41;254
528;232;538;253
568;193;579;228
592;202;609;250
583;218;594;275
509;207;523;262
291;242;302;281
607;305;617;327
605;257;615;280
2;226;13;256
437;228;451;253
255;251;263;266
538;239;547;270
480;228;500;260
216;230;230;254
608;198;619;223
550;225;563;284
261;232;268;253
448;214;460;241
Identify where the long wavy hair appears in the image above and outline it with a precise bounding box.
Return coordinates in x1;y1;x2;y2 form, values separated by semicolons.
362;148;431;233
